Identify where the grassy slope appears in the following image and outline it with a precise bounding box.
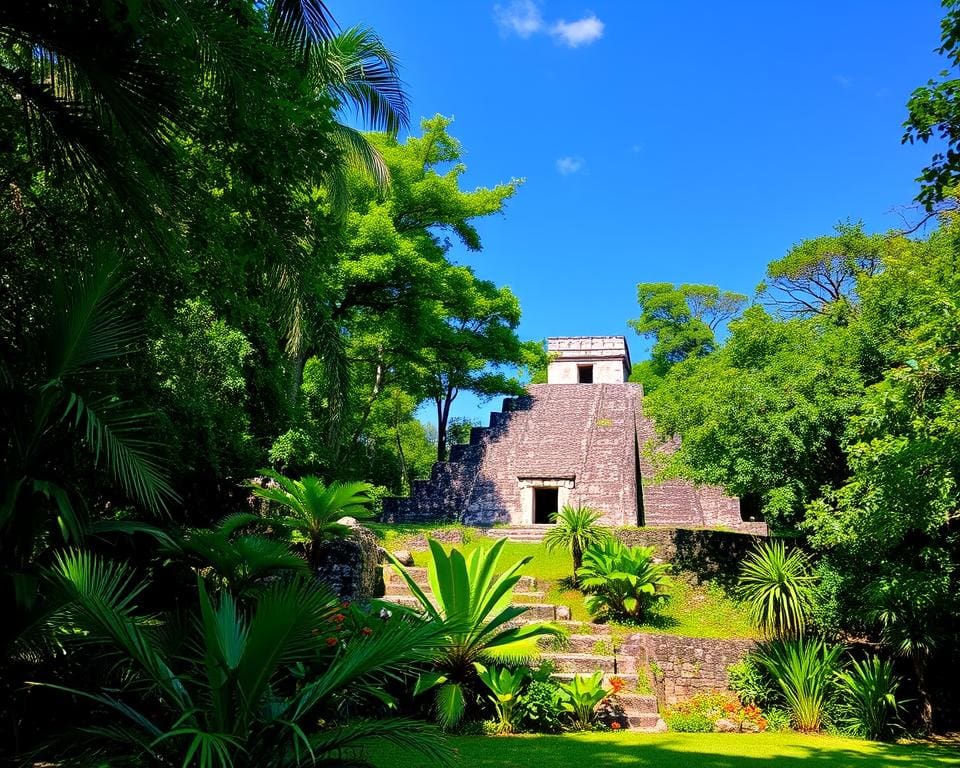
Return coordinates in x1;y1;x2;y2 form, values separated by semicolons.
372;526;757;639
368;732;960;768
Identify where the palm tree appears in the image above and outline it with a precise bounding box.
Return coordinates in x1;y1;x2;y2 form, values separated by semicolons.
250;470;375;568
1;251;177;626
738;541;817;639
0;3;405;233
170;513;307;598
31;549;454;767
869;581;941;732
542;505;610;586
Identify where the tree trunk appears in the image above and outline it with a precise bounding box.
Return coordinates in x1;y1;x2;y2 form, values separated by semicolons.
436;385;457;462
435;397;447;463
572;539;583;587
913;651;934;732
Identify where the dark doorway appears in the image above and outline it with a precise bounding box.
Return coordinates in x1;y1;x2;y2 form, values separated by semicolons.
578;365;594;384
533;487;559;524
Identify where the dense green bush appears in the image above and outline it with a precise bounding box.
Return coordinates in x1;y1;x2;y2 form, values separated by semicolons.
476;664;528;734
577;540;670;622
557;671;608;730
518;680;565;733
764;707;793;732
727;656;777;709
34;550;454;767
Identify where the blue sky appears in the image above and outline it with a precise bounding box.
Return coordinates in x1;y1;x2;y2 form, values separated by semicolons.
340;1;947;425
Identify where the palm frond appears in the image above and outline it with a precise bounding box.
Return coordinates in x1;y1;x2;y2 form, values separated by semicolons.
46;550;189;710
269;0;336;58
294;615;446;717
325;123;390;197
307;717;454;767
62;392;177;515
315;26;408;135
237;579;338;719
46;249;135;379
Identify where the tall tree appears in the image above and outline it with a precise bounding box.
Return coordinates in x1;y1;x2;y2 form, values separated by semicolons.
414;268;529;461
628;282;746;391
757;222;884;318
904;0;960;210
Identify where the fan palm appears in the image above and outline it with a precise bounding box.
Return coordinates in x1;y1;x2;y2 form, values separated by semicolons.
250;470;375;568
31;549;454;767
738;540;817;639
170;513;307;598
0;251;177;619
542;504;610;586
386;538;561;729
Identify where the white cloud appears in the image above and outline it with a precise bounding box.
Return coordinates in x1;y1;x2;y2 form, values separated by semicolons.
494;3;604;48
556;156;584;175
550;14;604;47
494;0;544;38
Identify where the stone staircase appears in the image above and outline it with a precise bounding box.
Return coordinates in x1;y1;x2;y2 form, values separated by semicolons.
379;565;665;731
485;525;552;543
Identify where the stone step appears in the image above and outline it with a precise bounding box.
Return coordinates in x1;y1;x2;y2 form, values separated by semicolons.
551;672;640;689
615;693;659;712
627;713;667;731
383;582;544;601
553;620;612;635
378;594;569;621
538;633;621;654
538;652;636;675
382;566;538;591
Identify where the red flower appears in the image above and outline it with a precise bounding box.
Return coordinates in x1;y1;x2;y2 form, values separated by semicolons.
341;601;351;608
326;636;338;647
611;722;621;730
608;676;626;694
331;613;346;623
360;627;373;636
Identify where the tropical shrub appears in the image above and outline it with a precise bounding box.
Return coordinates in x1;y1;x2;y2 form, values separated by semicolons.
577;539;670;622
727;656;777;709
738;540;817;639
764;707;792;732
542;505;610;585
250;470;375;567
518;680;565;733
835;655;904;740
663;692;767;733
557;671;608;730
387;538;560;729
475;664;527;734
756;638;844;732
34;550;454;767
663;692;727;732
169;513;306;597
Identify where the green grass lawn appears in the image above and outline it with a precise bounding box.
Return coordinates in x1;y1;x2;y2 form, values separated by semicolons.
375;527;757;639
367;732;960;768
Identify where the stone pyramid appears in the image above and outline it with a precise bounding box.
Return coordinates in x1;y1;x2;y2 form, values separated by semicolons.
383;336;765;533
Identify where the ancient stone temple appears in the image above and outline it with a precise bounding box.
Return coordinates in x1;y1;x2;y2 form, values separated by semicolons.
383;336;766;533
